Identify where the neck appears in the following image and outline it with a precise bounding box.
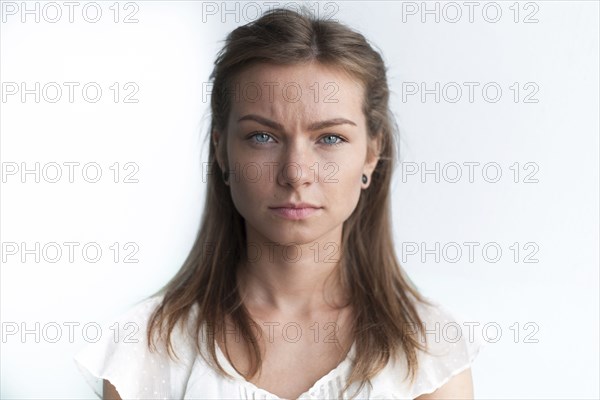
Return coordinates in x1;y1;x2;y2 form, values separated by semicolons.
236;226;349;317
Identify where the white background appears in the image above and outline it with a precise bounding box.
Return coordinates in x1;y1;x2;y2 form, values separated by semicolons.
1;1;598;398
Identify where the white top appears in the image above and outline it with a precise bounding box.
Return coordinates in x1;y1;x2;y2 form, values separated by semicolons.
73;295;485;399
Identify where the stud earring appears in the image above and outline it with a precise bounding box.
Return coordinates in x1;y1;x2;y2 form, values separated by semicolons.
362;174;368;184
223;170;230;184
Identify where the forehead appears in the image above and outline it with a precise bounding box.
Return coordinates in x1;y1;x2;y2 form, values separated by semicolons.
228;62;365;124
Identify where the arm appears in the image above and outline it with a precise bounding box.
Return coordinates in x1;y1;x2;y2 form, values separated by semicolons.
415;368;474;400
103;379;122;400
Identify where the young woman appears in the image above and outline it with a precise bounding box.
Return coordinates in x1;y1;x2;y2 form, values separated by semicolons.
74;7;482;400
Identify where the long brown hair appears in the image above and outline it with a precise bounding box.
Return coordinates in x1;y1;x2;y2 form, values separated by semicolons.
145;6;434;397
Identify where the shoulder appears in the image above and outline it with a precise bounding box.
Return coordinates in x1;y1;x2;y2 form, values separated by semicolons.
414;367;474;399
73;295;200;399
409;298;485;398
367;297;485;399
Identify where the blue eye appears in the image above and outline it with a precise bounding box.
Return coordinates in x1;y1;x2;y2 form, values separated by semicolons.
250;132;274;144
321;134;346;146
248;132;346;147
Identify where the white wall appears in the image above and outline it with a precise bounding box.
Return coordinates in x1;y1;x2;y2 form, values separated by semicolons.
1;1;598;398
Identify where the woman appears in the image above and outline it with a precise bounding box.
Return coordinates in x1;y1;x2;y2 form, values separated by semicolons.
74;7;482;400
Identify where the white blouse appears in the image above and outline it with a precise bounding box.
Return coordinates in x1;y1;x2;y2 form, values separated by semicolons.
73;295;484;399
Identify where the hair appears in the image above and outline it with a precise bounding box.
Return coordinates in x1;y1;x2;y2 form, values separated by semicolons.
144;6;435;398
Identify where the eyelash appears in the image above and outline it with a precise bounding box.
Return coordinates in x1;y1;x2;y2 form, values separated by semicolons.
248;132;347;147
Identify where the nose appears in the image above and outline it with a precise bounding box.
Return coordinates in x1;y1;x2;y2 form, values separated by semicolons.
277;139;316;188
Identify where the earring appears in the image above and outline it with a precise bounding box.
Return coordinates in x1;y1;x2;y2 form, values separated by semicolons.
223;170;230;184
362;174;368;184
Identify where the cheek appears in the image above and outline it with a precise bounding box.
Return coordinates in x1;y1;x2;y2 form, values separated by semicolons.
226;148;263;210
229;177;266;219
326;166;364;216
227;158;275;223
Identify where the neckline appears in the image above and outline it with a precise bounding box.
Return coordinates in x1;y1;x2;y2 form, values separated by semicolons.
214;339;357;399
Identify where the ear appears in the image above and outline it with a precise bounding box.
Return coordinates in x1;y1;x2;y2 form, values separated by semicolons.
212;130;224;171
364;134;382;175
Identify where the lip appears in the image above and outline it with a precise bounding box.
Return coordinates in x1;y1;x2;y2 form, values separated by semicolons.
269;207;321;220
269;202;321;209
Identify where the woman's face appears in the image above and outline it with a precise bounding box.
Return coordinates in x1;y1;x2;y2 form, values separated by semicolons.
213;62;379;246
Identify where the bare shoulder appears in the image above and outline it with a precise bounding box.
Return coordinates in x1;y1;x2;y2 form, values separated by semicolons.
102;379;122;400
414;368;474;400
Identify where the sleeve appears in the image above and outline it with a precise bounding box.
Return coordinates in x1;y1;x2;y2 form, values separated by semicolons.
408;301;486;398
72;296;193;400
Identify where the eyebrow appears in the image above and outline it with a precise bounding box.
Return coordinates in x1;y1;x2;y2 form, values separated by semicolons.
237;114;356;131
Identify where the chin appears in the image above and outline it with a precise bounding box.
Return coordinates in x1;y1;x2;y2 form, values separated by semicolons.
264;230;320;246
